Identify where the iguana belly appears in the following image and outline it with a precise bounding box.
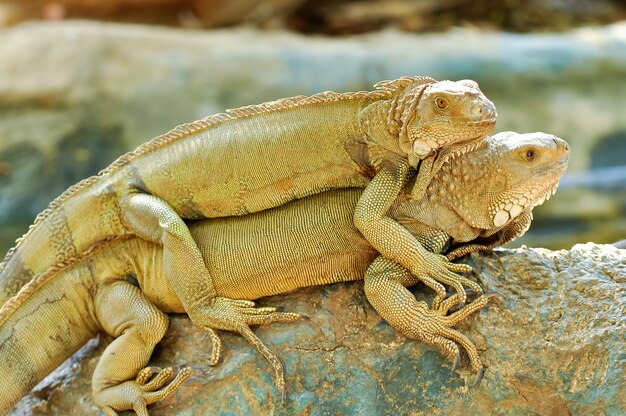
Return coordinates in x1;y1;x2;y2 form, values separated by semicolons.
191;189;376;300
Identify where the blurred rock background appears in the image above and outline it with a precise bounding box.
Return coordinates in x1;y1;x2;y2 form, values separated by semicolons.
1;0;626;254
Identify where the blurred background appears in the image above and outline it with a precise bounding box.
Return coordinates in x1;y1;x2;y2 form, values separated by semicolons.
0;0;625;255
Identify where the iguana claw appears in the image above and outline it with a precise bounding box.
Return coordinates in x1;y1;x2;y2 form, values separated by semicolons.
452;350;461;372
484;290;505;302
472;367;485;387
463;288;478;298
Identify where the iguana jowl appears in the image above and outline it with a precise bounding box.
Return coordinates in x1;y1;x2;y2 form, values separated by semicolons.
0;132;569;415
0;77;496;338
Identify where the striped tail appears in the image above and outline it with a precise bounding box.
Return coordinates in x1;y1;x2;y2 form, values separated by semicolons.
0;173;129;305
0;258;100;414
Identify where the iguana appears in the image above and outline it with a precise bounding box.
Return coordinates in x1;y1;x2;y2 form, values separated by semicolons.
0;131;569;415
0;77;497;349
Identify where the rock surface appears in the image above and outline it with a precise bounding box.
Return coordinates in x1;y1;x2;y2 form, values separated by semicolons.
1;21;626;253
11;243;626;415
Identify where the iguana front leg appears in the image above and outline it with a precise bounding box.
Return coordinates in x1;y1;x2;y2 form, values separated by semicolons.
409;154;439;201
446;211;534;261
120;193;300;395
354;160;474;306
364;256;497;384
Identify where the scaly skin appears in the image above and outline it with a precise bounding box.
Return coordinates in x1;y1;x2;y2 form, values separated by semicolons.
0;77;496;340
0;132;568;415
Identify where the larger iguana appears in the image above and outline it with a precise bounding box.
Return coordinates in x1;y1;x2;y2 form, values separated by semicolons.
0;76;496;347
0;131;569;415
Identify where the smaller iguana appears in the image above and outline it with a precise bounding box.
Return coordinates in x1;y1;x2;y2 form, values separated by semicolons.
0;132;569;415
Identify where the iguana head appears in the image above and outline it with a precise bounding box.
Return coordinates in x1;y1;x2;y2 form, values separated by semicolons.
406;80;497;159
436;131;570;230
373;77;497;162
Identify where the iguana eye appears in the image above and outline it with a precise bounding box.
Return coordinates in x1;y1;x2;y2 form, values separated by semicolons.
435;97;449;110
525;149;537;161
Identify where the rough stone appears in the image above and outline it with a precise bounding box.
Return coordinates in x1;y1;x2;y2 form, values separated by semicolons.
1;21;625;251
10;243;626;415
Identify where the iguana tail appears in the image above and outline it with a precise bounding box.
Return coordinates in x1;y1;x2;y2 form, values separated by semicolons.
0;172;130;305
0;254;100;413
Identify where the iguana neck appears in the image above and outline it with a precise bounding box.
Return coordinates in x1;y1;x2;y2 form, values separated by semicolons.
357;97;421;169
390;193;483;243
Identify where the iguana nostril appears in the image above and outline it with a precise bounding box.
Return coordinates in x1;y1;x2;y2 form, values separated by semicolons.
552;137;569;153
473;102;496;121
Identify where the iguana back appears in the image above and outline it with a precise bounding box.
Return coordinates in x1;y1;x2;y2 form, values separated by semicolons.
0;77;497;305
0;92;377;302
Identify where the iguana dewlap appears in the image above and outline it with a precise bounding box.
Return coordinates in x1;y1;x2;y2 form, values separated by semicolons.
0;131;569;415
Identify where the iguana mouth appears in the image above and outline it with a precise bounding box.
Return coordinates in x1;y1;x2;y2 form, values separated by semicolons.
470;119;497;125
441;137;485;162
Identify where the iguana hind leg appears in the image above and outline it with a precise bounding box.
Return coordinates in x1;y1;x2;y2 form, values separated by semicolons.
364;256;495;383
120;192;217;306
121;193;300;395
93;280;191;414
446;212;534;261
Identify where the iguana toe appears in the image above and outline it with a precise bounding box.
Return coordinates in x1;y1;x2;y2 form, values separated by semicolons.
93;366;192;415
189;297;301;397
201;326;222;366
444;261;474;275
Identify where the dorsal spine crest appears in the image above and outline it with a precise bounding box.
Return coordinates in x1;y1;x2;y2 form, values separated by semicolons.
0;82;399;272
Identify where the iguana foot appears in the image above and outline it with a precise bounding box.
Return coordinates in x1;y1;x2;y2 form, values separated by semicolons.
189;297;300;398
435;292;500;385
365;255;497;386
375;296;493;385
405;252;481;309
95;366;192;416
